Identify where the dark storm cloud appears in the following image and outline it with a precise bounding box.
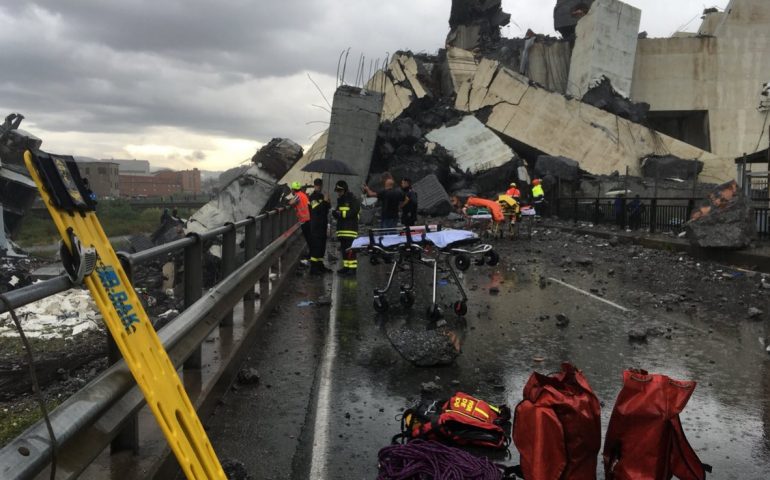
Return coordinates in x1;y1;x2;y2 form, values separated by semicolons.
0;0;449;143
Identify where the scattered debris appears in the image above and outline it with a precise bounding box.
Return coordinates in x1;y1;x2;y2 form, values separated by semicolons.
641;155;704;181
748;307;763;319
685;180;756;249
236;368;261;385
413;174;452;217
420;381;442;394
581;76;649;123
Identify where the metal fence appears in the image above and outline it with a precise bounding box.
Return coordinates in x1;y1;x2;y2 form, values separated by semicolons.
553;196;770;239
0;207;301;479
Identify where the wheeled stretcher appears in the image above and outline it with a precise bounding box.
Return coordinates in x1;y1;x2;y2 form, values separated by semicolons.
350;226;499;320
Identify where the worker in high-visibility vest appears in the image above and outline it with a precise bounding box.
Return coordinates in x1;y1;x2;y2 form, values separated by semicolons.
289;181;311;261
532;178;545;217
332;180;360;275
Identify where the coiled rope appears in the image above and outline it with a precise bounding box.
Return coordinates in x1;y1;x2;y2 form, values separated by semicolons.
377;440;516;480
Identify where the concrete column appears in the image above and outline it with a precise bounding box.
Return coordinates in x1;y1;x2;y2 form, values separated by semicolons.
567;0;641;98
322;86;384;199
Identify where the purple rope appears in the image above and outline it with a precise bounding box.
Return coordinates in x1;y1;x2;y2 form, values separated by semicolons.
377;440;504;480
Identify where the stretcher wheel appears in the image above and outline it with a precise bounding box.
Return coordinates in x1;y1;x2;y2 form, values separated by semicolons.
484;250;500;266
399;290;415;307
454;254;471;271
453;301;468;316
373;295;389;313
427;304;442;320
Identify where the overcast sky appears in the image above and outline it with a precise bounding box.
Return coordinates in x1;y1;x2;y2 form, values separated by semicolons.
0;0;729;171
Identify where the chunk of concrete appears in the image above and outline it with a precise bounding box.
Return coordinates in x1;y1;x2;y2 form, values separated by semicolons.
554;0;595;38
447;0;510;51
567;0;641;99
452;55;719;179
425;116;514;174
641;155;704;181
413;174;452;217
535;155;580;182
322;85;384;197
251;138;303;180
367;53;431;121
581;76;650;124
685;180;756;249
280;131;328;188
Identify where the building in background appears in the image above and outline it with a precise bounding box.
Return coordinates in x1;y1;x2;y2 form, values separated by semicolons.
104;159;151;175
74;157;120;198
119;168;201;198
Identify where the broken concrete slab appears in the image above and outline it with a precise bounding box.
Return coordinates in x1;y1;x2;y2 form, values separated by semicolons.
280;131;328;188
641;155;704;181
535;155;580;182
367;53;431;122
413;174;452;216
581;76;650;124
322;86;384;197
186;163;284;237
444;47;479;96
567;0;641;99
447;0;510;51
251;138;303;180
685;180;756;249
452;55;719;179
425;116;514;174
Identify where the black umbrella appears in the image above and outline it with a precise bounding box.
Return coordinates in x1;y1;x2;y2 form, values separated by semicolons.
301;158;356;176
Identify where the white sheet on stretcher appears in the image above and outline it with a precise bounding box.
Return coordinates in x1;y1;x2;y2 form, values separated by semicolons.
468;214;492;220
351;229;478;250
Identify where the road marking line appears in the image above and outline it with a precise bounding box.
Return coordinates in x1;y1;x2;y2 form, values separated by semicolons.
309;273;339;479
547;277;631;312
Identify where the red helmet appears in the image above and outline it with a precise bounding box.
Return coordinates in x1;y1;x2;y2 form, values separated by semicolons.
533;179;541;185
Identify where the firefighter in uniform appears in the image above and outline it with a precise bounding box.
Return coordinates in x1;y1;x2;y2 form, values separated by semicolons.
289;181;311;261
308;178;331;275
531;178;545;217
332;180;359;275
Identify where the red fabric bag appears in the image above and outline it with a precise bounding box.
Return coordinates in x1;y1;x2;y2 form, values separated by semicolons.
603;369;710;480
513;363;602;480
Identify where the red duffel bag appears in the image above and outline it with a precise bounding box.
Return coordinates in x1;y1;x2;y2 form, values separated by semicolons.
513;363;602;480
603;369;711;480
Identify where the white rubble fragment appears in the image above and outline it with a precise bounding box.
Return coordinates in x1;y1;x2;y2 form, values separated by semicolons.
0;288;103;339
426;116;514;174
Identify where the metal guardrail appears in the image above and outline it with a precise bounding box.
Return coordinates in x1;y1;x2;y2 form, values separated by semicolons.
0;206;300;479
553;196;770;239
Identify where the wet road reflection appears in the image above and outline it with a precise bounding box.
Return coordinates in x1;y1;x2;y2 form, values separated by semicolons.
321;252;770;479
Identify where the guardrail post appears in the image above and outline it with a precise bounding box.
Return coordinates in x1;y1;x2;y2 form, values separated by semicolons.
184;234;203;369
220;223;236;326
259;215;271;303
686;198;695;220
112;254;140;454
572;198;578;224
649;198;657;233
593;197;600;225
244;217;257;302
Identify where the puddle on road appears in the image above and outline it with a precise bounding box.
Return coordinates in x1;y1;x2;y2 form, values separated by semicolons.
327;257;770;479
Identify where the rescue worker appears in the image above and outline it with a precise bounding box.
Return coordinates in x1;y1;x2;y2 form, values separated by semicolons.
332;180;359;275
288;181;311;261
506;182;521;200
531;178;545;217
363;178;404;229
400;177;418;228
308;179;331;275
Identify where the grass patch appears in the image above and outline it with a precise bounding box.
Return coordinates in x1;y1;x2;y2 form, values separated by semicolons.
13;200;195;246
0;398;61;447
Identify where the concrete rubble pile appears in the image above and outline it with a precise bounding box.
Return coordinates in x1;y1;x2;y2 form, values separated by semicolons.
0;113;43;256
311;0;727;218
686;180;756;249
186;138;301;237
641;155;704;182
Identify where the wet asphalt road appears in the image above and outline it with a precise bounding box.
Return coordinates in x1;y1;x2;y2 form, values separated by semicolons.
307;240;770;479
